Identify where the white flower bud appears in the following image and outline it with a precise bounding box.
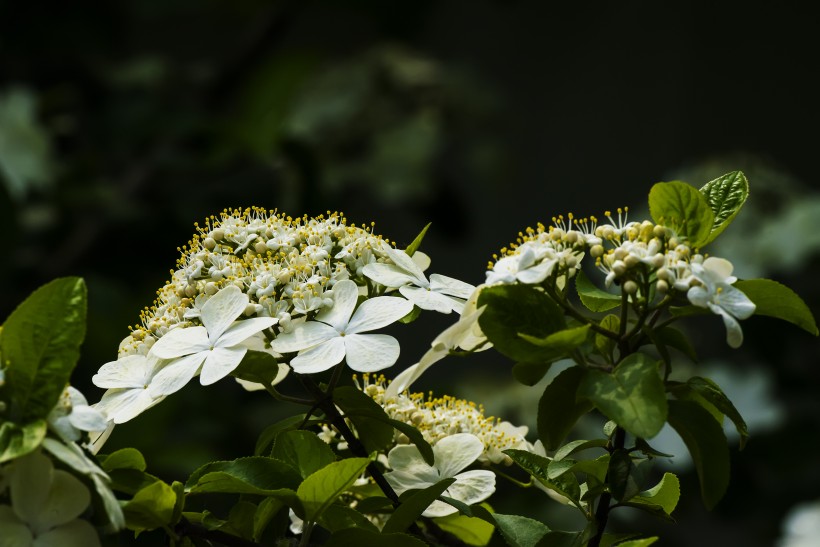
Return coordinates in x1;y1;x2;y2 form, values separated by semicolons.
653;225;667;238
254;241;268;254
612;260;627;276
656;279;669;293
650;253;665;268
623;280;638;294
590;244;604;258
210;229;225;241
613;247;628;261
204;282;218;295
203;237;217;250
624;254;640;268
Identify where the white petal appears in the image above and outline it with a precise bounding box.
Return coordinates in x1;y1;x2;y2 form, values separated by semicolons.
344;334;400;372
710;304;745;348
200;347;247;385
399;286;457;314
386;445;439;486
432;305;487;351
432;433;484;478
0;506;32;546
269;321;338;353
150;326;209;359
10;451;52;524
66;386;89;407
29;470;91;534
384;245;426;279
346;296;413;333
717;285;756;320
420;499;459;518
92;355;155;389
703;257;734;280
68;406;109;433
200;285;248;342
363;263;420;288
96;389;164;425
148;352;207;397
290;338;346;374
34;519;101;547
412;251;431;272
516;260;554;284
315;280;358;330
444;469;496;506
687;286;710;308
429;274;475;300
217;317;278;348
384;348;448;399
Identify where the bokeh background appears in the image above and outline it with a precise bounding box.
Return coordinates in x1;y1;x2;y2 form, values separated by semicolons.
2;2;819;545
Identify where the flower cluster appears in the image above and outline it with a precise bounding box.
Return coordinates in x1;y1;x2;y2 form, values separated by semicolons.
354;373;531;465
485;207;755;347
94;208;474;424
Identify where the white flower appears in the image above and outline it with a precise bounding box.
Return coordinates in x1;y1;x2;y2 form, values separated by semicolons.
0;450;100;547
148;285;278;395
47;387;108;443
687;257;755;348
384;433;496;517
486;246;556;285
92;354;166;424
363;246;474;314
270;280;413;374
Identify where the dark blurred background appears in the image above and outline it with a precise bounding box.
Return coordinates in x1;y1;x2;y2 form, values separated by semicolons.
2;1;819;545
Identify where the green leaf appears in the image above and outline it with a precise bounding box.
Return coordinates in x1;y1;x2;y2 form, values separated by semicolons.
578;354;668;439
297;457;371;523
272;430;336;479
383;478;456;534
606;450;651;502
254;414;306;456
226;500;257;539
571;455;610;485
385;419;435;467
699;171;749;245
333;386;395;454
492;513;550;547
325;528;428;547
123;480;177;532
513;326;590;385
615;538;659;547
319;503;379;533
648;181;714;247
100;447;147;472
681;377;748;449
652;326;697;363
399;305;422;324
434;512;495;546
512;361;556;386
504;449;581;504
232;350;283;387
186;457;302;497
538;366;593;450
405;222;431;257
0;277;87;421
629;473;680;517
0;419;47;463
553;439;608;461
534;530;581;547
575;270;621;312
734;279;818;335
478;284;565;363
667;400;730;509
595;315;619;360
253;497;284;542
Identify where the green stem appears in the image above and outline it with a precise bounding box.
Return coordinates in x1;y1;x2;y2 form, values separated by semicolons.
264;384;315;406
588;427;626;547
493;468;534;488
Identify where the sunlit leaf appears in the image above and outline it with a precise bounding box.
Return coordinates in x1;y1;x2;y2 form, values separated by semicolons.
648;181;714;247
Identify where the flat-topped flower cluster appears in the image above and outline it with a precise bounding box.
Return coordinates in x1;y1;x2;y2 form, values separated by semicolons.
485;208;755;347
94;208;474;424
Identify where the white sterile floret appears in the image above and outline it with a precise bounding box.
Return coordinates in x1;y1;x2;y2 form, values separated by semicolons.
687;257;756;348
363;245;474;314
486;245;555;285
148;285;278;395
270;279;413;373
92;354;166;424
0;451;101;547
384;433;496;517
47;386;109;443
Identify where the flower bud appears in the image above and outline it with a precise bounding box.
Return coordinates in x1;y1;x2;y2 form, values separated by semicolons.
254;241;268;254
656;279;669;293
210;229;225;241
624;254;640;268
204;282;218;295
590;244;604;258
612;260;627;276
623;280;638;294
203;237;217;250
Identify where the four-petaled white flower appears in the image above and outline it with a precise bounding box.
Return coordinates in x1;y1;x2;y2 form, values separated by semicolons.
148;285;278;396
384;433;496;517
0;450;100;547
270;279;413;374
687;257;756;348
92;354;166;424
47;386;108;443
485;245;558;286
363;246;474;314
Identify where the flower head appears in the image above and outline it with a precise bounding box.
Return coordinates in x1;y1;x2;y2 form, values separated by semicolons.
47;386;108;443
687;257;755;348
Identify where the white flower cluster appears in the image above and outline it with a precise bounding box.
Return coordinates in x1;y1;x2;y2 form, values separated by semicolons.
93;208;474;424
485;208;756;348
354;373;531;465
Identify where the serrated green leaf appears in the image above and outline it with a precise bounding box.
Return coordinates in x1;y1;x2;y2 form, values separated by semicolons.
534;530;580;547
253;497;284;541
734;279;818;335
553;439;608;461
186;457;302;497
434;512;495;546
383;478;455;534
0;277;87;422
519;325;590;352
405;222;431;257
538;366;593;450
254;414;305;456
504;449;581;504
100;447;147;472
297;457;370;522
699;171;749;245
578;354;667;439
684;377;748;449
0;419;47;463
272;430;336;479
575;270;621;312
226;500;257;539
478;284;565;363
492;513;551;547
571;455;610;485
630;472;680;516
667;400;730;509
648;181;714;247
123;479;177;532
325;528;428;547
